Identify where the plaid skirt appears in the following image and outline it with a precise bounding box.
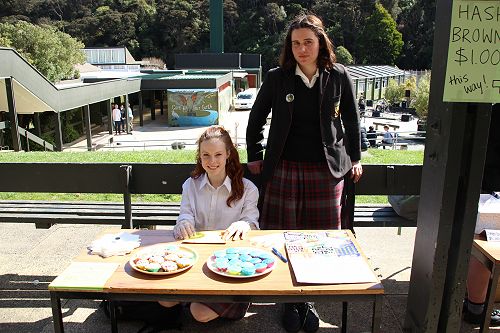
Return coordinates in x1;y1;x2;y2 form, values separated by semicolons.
260;160;344;230
201;302;250;320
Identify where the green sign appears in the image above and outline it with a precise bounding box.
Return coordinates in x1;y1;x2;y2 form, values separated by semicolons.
443;0;500;103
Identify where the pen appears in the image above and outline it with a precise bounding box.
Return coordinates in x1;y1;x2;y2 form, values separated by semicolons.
272;247;288;263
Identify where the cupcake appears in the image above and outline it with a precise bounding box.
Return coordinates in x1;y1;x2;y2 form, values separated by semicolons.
176;257;192;268
227;264;242;275
164;253;180;262
161;261;178;272
145;262;161;272
241;265;256;276
254;262;268;273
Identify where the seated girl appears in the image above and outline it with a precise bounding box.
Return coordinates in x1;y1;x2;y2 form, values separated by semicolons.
160;125;259;323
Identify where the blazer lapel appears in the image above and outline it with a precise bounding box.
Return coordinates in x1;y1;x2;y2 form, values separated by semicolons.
319;69;331;109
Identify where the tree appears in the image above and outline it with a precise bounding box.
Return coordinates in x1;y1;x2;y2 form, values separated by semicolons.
384;78;405;104
335;46;354;65
414;73;430;118
0;21;85;82
397;0;435;69
357;3;403;65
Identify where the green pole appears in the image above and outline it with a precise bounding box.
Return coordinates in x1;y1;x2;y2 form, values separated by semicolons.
209;0;223;53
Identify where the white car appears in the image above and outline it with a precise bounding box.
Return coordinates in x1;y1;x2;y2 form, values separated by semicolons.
234;88;257;110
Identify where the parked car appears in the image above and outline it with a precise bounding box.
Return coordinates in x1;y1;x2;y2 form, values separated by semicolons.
234;88;257;110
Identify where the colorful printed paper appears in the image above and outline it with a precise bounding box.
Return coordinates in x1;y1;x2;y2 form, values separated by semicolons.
285;231;379;284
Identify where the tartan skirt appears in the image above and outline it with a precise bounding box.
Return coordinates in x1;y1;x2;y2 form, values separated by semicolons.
202;302;250;320
260;160;344;230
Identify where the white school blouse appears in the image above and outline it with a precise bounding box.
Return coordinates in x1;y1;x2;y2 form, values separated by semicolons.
176;174;260;231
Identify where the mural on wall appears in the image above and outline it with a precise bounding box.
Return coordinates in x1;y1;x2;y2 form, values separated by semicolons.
167;89;218;127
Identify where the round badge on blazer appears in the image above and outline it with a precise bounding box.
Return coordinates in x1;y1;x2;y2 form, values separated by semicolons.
286;94;294;103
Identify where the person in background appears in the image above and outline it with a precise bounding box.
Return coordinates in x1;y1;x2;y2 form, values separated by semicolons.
120;104;126;132
246;13;362;333
112;104;122;135
160;125;259;323
358;94;366;111
127;104;133;131
367;125;377;148
381;125;393;148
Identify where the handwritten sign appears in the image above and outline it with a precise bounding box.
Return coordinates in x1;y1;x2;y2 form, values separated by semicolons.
481;229;500;242
443;0;500;103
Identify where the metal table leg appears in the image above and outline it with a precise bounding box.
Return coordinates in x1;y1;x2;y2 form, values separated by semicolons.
372;294;383;333
342;302;348;333
109;300;118;333
50;291;64;333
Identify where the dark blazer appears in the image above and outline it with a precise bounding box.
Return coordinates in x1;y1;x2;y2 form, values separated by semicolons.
246;64;361;183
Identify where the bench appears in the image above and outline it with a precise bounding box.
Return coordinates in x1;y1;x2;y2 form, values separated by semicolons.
372;122;400;131
0;163;422;230
379;142;408;150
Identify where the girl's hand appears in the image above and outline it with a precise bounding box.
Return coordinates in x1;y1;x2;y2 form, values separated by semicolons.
173;220;196;240
247;160;263;175
350;161;363;183
223;221;251;241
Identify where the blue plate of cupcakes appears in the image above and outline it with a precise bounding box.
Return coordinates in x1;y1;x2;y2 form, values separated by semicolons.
207;247;276;278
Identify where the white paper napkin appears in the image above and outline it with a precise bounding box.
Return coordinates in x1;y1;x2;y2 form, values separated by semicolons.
88;232;141;258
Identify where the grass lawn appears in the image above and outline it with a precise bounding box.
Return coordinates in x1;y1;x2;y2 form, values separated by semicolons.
0;148;423;203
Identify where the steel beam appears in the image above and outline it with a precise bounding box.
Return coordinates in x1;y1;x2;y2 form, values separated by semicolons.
107;99;113;135
139;91;144;127
209;0;224;53
124;94;130;134
83;105;92;151
5;78;21;151
150;90;155;120
54;112;63;152
404;0;493;331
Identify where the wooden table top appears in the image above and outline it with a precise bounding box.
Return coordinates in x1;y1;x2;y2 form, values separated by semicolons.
474;236;500;264
50;229;383;297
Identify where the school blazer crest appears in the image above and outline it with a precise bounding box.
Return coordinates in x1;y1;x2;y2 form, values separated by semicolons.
246;63;361;183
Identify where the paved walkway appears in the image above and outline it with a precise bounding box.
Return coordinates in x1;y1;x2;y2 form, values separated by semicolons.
65;109;424;152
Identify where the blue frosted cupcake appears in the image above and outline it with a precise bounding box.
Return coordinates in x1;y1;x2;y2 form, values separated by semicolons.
241;265;256;276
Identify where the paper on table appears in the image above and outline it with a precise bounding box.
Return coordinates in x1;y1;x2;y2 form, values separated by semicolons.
285;232;378;284
49;262;119;291
249;233;286;249
182;231;226;244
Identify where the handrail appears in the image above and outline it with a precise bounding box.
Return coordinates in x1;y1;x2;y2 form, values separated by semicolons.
18;127;54;151
0;47;142;112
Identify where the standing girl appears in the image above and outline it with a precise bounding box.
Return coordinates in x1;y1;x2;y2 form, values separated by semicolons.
246;14;363;333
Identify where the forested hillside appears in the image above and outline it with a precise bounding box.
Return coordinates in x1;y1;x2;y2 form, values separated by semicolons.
0;0;434;70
